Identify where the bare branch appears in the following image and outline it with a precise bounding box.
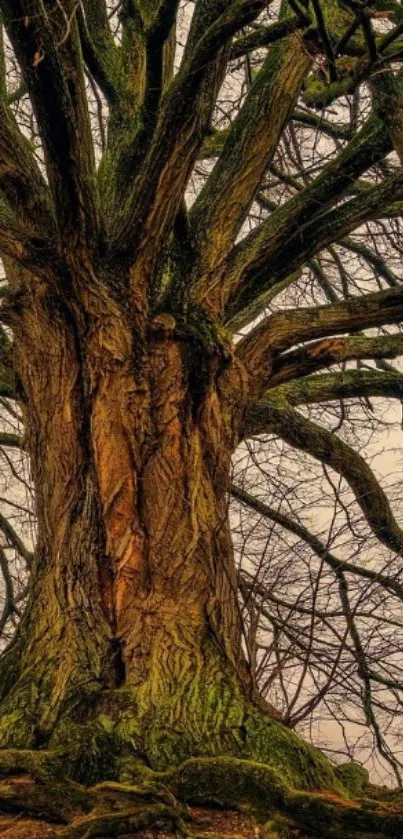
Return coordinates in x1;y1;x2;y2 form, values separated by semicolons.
243;394;403;555
232;484;403;600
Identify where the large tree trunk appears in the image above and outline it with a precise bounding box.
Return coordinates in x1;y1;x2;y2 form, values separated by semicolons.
0;275;395;837
0;271;260;768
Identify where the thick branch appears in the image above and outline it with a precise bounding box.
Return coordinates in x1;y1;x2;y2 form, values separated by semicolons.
372;69;403;164
1;0;99;249
230;15;310;59
268;367;403;406
237;285;403;391
0;194;58;277
110;0;268;283
0;99;55;239
199;109;352;161
269;333;403;387
191;32;312;296
79;2;120;104
221;113;393;328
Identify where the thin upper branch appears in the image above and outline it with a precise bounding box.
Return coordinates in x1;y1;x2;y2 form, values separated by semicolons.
231;484;403;601
243;394;403;556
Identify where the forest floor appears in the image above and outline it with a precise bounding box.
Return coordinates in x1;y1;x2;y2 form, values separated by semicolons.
0;805;306;838
0;806;260;839
1;789;403;839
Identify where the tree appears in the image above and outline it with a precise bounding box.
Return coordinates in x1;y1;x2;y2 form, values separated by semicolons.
1;0;403;835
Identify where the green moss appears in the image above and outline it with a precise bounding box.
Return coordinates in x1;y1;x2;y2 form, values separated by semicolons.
0;710;36;749
303;75;352;109
166;756;287;820
335;762;369;797
49;719;118;785
241;707;345;793
286;789;403;837
43;682;346;796
262;815;298;839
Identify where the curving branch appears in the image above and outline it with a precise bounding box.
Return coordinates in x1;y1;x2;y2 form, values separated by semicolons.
242;394;403;556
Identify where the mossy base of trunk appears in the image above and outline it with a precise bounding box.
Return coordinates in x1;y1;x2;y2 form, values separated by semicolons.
0;690;402;838
0;665;401;837
0;684;342;790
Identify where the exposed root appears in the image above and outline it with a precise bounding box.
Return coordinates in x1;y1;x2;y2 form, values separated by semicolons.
58;804;186;839
0;750;403;838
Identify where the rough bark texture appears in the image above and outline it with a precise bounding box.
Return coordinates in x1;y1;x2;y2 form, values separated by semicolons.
0;269;258;765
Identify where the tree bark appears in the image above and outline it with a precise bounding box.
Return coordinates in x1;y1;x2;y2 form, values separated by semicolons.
0;270;257;768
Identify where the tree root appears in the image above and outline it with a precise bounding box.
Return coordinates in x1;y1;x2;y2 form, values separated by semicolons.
0;750;403;838
58;804;186;839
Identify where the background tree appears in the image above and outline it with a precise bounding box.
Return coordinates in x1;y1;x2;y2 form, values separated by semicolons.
1;0;403;836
